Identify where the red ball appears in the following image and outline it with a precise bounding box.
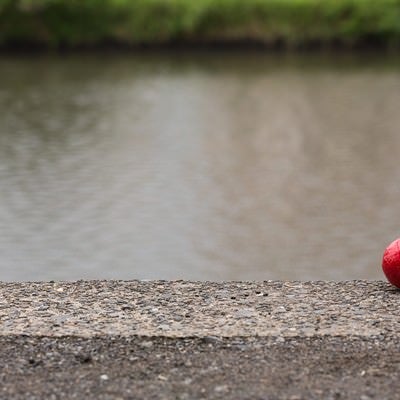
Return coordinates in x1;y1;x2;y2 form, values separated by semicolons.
382;238;400;288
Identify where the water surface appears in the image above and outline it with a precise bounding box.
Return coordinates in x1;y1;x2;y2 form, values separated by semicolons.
0;53;399;281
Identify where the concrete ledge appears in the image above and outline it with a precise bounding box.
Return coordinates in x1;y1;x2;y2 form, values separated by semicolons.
0;280;398;338
1;280;400;399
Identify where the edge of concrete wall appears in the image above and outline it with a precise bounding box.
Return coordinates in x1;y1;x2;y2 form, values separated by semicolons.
2;280;400;399
0;280;397;338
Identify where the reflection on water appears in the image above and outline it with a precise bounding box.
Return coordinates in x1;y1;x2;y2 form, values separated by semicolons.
0;53;399;281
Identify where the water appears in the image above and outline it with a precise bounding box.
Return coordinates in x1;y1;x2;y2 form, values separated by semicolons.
0;53;399;282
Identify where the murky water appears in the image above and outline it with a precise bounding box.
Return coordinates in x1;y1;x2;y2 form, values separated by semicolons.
0;53;399;281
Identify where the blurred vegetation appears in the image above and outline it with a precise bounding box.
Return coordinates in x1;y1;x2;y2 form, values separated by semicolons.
0;0;399;48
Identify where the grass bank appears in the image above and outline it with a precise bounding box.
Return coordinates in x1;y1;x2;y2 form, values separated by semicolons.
1;0;400;49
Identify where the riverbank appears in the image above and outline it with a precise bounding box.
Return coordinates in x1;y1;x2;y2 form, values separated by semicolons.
1;280;400;398
1;0;399;50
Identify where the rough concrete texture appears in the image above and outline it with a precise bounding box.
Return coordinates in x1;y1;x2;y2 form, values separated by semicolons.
0;280;400;399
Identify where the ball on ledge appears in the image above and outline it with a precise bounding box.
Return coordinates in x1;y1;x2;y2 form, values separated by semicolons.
382;238;400;288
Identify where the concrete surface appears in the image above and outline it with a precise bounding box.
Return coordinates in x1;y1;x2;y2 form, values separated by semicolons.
0;280;400;399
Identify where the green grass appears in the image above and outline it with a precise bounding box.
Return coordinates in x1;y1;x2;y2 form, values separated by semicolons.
1;0;399;48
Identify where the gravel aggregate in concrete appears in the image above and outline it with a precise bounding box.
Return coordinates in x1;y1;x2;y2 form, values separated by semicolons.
1;280;400;399
0;280;398;338
1;335;400;399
